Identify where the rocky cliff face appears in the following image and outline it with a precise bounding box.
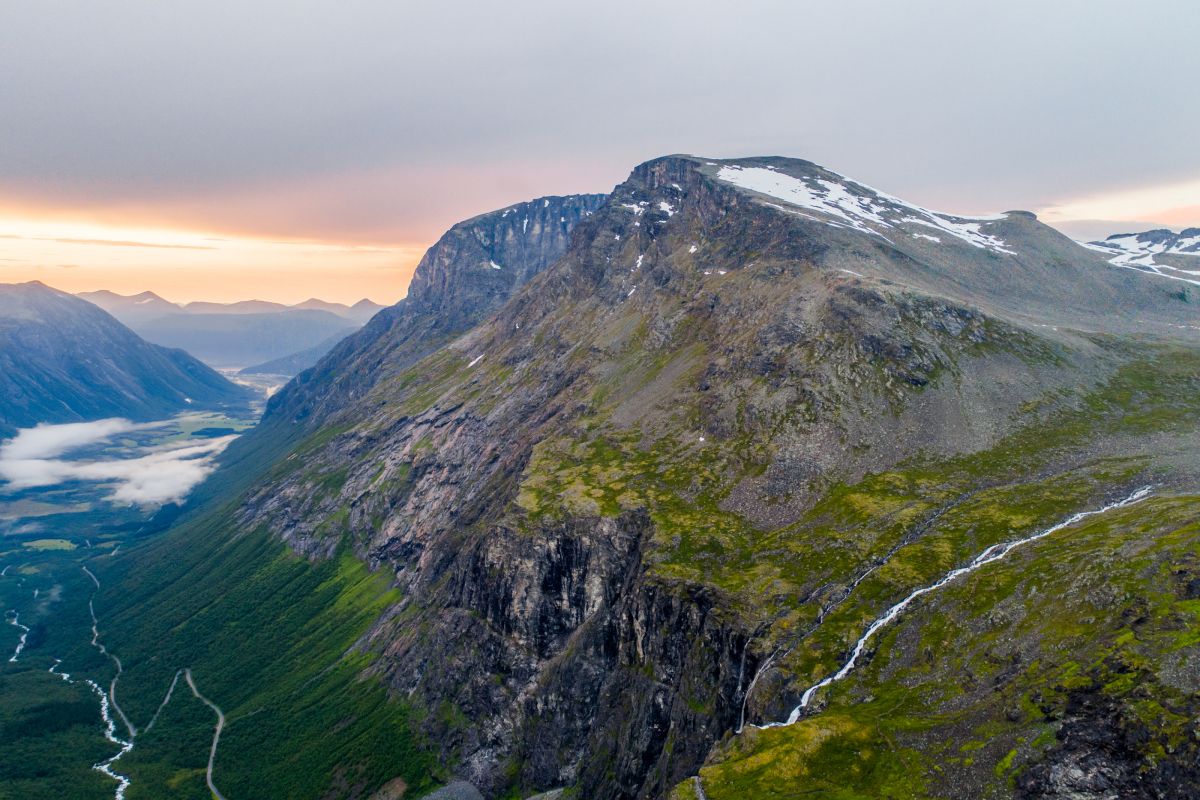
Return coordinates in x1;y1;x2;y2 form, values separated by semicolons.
227;157;1200;798
249;193;605;436
406;195;607;325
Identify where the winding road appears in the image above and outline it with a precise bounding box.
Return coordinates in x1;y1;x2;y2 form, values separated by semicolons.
143;669;182;733
47;564;233;799
186;668;228;800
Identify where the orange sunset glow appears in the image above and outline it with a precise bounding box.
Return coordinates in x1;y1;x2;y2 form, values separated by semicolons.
0;212;424;304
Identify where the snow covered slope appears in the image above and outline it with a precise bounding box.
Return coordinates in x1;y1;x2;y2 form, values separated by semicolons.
713;162;1015;254
1084;228;1200;285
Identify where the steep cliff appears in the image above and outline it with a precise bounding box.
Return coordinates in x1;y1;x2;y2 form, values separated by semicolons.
257;193;606;432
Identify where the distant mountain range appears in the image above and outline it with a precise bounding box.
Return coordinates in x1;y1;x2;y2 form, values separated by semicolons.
0;281;252;436
79;290;385;325
76;290;386;371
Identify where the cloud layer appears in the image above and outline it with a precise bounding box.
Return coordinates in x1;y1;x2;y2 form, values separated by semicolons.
0;418;235;505
1;0;1197;254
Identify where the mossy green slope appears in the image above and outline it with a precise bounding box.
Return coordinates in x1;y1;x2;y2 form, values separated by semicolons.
79;509;439;800
684;494;1200;799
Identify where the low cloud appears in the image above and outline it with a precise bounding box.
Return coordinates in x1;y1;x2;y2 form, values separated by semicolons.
0;419;235;505
0;419;147;460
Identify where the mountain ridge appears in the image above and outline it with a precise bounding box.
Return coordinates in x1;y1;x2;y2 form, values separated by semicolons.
1083;226;1200;288
85;155;1200;800
0;281;252;436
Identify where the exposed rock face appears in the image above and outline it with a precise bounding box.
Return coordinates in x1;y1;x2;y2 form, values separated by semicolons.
230;156;1200;798
363;511;755;798
406;195;607;326
1017;678;1200;799
250;193;605;432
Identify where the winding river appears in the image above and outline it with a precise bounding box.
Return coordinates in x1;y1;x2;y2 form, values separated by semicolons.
5;609;29;662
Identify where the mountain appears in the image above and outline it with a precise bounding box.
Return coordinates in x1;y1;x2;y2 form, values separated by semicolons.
0;281;252;436
293;297;385;323
1085;227;1200;287
77;292;386;369
133;309;358;368
84;159;1200;800
181;299;292;315
76;288;182;326
184;297;384;321
237;331;348;376
256;192;607;431
349;297;387;323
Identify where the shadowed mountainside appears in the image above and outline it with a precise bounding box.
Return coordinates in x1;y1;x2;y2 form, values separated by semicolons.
0;281;252;436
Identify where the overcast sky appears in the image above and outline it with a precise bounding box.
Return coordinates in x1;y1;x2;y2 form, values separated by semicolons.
1;0;1197;302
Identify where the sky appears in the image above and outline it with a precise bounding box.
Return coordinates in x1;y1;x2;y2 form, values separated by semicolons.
0;0;1197;304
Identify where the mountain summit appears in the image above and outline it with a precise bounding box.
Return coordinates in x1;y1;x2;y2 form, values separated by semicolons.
85;156;1200;800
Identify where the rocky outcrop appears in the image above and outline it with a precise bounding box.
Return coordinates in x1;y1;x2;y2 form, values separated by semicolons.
252;193;605;433
1018;675;1200;799
362;510;756;800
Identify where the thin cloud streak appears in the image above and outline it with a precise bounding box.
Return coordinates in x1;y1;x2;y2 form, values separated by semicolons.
0;213;424;303
1039;177;1200;231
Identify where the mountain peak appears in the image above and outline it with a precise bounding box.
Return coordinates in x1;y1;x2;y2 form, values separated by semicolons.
698;158;1016;255
404;192;607;321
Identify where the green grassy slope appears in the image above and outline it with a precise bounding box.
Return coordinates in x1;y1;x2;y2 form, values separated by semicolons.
85;509;440;800
680;495;1200;799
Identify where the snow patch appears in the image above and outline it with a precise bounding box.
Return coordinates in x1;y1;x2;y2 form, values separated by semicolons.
715;165;1014;254
1082;232;1200;286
